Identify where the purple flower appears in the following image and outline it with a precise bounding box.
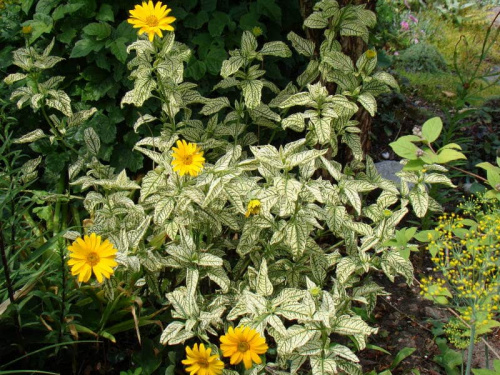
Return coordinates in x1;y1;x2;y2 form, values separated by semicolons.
394;51;400;56
409;14;418;23
400;21;409;31
413;38;419;44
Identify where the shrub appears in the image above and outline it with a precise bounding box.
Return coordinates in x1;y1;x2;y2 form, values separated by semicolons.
398;42;448;73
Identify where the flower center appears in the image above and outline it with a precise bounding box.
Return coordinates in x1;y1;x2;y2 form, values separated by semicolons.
87;252;100;266
238;342;250;353
183;155;194;165
145;15;159;27
198;359;209;368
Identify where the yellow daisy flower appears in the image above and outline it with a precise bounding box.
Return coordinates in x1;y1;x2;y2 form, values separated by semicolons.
182;343;224;375
245;200;261;218
67;233;118;283
219;326;268;370
171;140;205;177
127;1;176;42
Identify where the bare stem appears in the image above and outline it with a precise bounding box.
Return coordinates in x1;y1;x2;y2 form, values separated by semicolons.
448;165;488;183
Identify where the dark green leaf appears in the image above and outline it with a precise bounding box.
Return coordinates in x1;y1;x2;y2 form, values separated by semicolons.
208;12;230;37
57;25;77;44
184;10;209;29
70;38;103;58
110;38;128;64
83;22;112;40
201;0;217;11
52;3;84;20
258;0;281;24
97;4;114;22
206;48;227;75
186;60;207;80
22;0;36;14
111;143;143;172
36;0;59;15
182;0;198;12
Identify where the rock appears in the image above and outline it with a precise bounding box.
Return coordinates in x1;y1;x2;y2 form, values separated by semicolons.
375;161;404;184
424;306;447;320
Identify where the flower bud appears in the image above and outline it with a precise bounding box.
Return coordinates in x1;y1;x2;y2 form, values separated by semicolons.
22;25;33;34
366;49;376;59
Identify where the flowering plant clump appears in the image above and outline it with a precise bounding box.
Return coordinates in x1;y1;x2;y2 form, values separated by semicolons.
419;197;500;350
62;0;461;373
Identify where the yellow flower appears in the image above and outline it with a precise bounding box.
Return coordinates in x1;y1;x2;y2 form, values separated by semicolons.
245;200;261;218
220;326;268;370
171;140;205;177
127;1;176;42
67;233;118;283
182;343;224;375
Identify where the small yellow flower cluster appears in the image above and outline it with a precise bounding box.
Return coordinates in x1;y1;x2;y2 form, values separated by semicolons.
182;326;268;374
444;317;480;349
420;201;500;336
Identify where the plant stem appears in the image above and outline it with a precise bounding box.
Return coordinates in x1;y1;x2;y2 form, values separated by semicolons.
448;165;488;183
0;226;15;304
53;174;67;343
58;236;67;344
485;342;490;369
465;322;476;375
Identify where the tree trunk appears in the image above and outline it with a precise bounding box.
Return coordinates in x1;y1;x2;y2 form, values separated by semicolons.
299;0;377;157
338;0;376;156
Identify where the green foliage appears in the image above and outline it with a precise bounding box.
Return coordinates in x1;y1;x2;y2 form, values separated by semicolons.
433;337;463;375
1;0;477;373
417;197;500;375
473;360;500;375
67;1;462;372
434;0;478;25
365;346;417;375
397;43;448;73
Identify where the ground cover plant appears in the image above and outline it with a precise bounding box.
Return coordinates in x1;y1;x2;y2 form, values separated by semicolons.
1;0;500;374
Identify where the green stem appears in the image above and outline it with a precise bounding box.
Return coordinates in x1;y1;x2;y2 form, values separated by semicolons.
54;174;68;344
70;205;81;229
53;175;65;235
465;322;476;375
58;236;67;344
0;226;15;304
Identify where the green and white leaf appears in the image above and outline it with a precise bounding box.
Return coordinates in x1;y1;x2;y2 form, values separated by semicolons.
287;31;315;57
14;129;47;144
